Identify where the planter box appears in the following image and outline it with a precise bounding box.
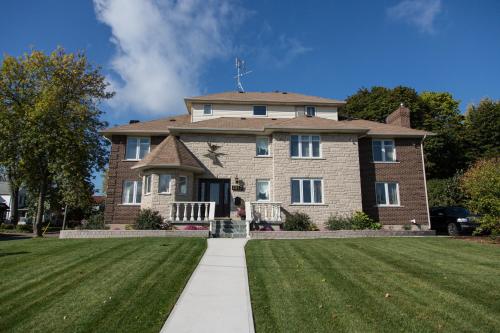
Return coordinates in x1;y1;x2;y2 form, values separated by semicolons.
59;229;209;239
250;230;436;239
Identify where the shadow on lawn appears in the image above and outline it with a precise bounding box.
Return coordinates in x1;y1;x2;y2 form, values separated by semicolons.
0;233;33;241
0;251;30;257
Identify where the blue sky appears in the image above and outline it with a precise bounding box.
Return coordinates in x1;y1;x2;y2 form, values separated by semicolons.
1;0;499;192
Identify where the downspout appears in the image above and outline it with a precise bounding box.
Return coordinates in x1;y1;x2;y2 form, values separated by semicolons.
420;135;431;229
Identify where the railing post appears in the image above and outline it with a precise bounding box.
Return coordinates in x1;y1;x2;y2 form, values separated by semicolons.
208;202;215;220
245;201;252;222
246;220;250;239
183;203;188;221
169;203;174;221
175;203;180;221
196;203;202;221
190;203;195;221
205;203;209;221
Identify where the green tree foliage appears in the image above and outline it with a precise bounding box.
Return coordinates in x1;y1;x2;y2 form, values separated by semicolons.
0;48;113;236
461;158;500;236
427;172;465;207
464;99;500;161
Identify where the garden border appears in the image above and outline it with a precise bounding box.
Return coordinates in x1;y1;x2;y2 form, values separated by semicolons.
250;230;436;239
59;230;209;239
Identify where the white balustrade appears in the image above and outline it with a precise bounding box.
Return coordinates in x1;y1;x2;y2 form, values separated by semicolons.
168;202;216;222
246;202;282;222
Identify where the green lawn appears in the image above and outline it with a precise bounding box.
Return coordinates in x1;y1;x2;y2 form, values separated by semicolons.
246;238;500;333
0;237;206;333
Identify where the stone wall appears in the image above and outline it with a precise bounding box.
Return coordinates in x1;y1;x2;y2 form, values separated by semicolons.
59;230;208;239
250;230;435;239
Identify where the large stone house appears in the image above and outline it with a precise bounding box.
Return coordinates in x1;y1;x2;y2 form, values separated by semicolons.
102;91;432;231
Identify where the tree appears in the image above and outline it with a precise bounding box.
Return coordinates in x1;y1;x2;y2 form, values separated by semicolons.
461;158;500;236
464;99;500;161
427;172;465;207
0;48;113;236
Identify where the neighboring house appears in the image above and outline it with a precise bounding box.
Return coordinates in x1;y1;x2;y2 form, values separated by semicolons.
0;179;28;222
102;91;432;230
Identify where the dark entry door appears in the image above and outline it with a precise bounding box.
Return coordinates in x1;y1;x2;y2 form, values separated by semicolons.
198;179;231;218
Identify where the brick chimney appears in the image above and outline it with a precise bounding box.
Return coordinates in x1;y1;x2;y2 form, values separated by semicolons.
386;103;411;128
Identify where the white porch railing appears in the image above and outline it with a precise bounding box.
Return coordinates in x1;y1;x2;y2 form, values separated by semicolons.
245;202;282;223
168;202;216;222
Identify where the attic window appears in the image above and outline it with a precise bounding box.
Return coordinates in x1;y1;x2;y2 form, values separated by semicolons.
203;104;212;115
169;119;176;122
253;105;267;116
306;106;316;117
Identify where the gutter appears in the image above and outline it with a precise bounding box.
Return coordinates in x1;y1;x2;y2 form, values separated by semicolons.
421;134;431;229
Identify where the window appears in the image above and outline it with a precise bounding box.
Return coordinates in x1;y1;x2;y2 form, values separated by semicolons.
372;140;396;162
306;106;316;117
256;137;270;156
291;179;323;204
122;180;142;204
158;174;171;193
375;182;400;206
144;175;152;194
203;104;212;115
178;176;188;195
256;179;270;201
253;105;267;116
126;137;150;160
290;135;321;158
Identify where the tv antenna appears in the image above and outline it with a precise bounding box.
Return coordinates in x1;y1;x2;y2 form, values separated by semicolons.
234;58;251;92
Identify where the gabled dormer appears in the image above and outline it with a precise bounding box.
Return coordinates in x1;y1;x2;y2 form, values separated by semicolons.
185;91;345;122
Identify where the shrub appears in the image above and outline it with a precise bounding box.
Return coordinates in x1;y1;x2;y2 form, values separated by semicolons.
326;211;381;230
461;158;500;236
135;209;171;230
427;173;465;207
16;224;33;233
80;213;109;230
284;212;316;231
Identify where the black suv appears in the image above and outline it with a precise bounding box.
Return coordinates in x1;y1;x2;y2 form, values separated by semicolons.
430;206;477;235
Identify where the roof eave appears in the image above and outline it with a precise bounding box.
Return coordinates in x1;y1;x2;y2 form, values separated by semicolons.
131;164;204;173
184;98;346;107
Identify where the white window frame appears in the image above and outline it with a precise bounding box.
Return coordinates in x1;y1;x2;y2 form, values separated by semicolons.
372;139;396;162
256;179;271;201
375;182;401;207
305;106;316;117
203;104;212;115
122;180;142;205
177;176;188;195
290;135;322;158
256;137;271;157
125;136;150;160
291;178;324;204
144;175;152;194
158;174;171;194
253;105;267;117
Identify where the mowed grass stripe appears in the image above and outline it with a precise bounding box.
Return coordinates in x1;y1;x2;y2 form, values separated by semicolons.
0;237;206;333
246;238;500;333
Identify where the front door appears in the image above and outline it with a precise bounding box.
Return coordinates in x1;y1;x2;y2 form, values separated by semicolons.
198;179;231;218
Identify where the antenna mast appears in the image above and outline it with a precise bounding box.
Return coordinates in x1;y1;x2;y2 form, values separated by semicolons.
234;58;251;92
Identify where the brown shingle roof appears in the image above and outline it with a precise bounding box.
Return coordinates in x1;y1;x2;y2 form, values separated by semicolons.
185;91;345;106
346;119;434;136
132;135;204;172
101;114;190;135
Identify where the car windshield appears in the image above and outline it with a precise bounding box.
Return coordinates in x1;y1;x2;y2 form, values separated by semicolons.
447;207;470;216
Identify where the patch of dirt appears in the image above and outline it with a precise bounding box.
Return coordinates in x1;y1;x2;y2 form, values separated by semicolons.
452;236;500;246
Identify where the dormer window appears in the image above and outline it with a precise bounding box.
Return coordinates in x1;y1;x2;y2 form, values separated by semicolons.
253;105;267;116
306;106;316;117
203;104;212;115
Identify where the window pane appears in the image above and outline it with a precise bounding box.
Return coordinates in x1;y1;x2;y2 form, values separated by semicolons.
256;137;269;156
139;138;150;159
303;180;311;203
301;137;310;157
388;183;399;205
122;181;134;203
135;181;142;203
203;104;212;115
126;138;138;159
256;180;270;201
384;142;395;161
306;106;316;116
291;135;299;157
372;141;383;161
178;177;187;194
312;141;320;157
291;180;300;203
313;180;322;203
375;183;386;205
159;175;171;193
253;105;266;116
145;175;151;193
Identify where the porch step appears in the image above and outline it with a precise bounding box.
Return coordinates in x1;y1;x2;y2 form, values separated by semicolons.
211;220;247;238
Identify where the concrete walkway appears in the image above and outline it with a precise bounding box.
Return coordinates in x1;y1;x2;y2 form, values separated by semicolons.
161;238;254;333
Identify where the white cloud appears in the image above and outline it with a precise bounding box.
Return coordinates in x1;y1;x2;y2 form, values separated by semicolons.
387;0;442;33
93;0;244;115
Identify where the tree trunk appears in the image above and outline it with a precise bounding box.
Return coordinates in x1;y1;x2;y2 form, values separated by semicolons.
34;180;47;237
9;186;19;225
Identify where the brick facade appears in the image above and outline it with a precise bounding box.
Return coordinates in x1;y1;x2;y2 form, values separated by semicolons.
358;137;430;229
